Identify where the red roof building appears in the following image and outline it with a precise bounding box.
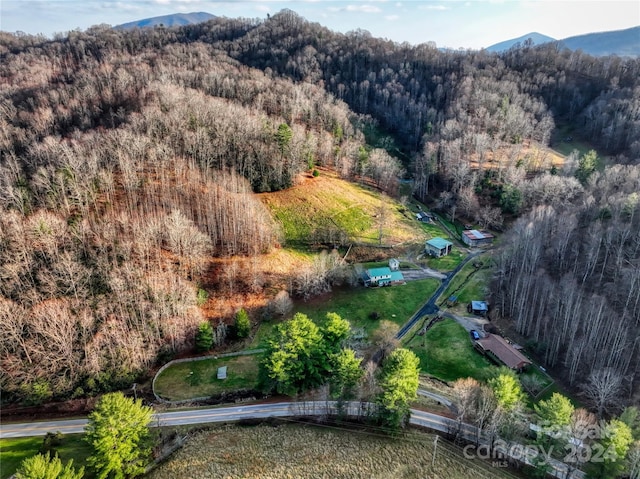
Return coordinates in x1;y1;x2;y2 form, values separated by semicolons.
475;334;531;371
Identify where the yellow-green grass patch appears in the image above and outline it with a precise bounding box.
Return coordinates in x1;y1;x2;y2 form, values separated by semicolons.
261;174;423;246
154;355;260;401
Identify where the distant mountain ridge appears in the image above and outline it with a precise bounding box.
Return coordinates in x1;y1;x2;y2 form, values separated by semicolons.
115;12;215;30
485;32;556;53
559;26;640;57
486;26;640;57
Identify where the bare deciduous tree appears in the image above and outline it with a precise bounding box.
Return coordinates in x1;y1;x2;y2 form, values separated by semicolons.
581;367;625;417
272;290;293;318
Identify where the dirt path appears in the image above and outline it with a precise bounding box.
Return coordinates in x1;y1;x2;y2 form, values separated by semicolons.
401;267;446;281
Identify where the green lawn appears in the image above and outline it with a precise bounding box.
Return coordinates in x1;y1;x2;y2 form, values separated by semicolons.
251;279;440;349
440;258;493;307
294;279;440;337
0;434;91;479
406;318;496;382
419;221;454;239
154;354;260;401
425;248;466;272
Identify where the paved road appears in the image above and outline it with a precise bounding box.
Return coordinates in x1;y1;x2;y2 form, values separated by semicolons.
444;311;490;333
0;401;583;478
417;389;458;415
0;403;298;438
397;251;483;339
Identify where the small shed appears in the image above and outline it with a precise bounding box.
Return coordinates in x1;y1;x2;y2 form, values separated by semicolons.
389;258;400;271
217;366;228;380
468;301;488;316
425;238;453;257
461;229;494;247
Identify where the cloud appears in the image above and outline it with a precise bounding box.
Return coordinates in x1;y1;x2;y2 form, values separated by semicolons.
329;4;382;13
346;4;383;13
106;2;145;12
385;14;400;21
418;4;449;11
254;4;271;12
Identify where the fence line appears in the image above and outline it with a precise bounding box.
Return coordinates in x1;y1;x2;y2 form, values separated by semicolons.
151;348;264;403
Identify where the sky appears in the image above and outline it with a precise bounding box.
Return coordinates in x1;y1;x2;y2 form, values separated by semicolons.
1;0;639;50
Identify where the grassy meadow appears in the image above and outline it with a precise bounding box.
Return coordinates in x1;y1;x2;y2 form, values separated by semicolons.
147;423;523;479
154;354;260;402
292;278;440;336
406;318;495;382
260;173;422;246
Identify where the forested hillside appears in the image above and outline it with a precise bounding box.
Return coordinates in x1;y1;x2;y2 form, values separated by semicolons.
1;10;639;406
494;166;640;410
0;26;401;403
187;10;640;224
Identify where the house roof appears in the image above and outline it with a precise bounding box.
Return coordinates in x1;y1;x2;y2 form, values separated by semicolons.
217;366;228;379
462;229;495;240
389;271;404;282
476;334;531;370
471;301;488;311
367;267;392;278
426;237;453;249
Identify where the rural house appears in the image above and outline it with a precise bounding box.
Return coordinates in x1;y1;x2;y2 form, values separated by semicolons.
475;334;531;371
389;258;400;271
425;238;453;257
363;267;404;287
461;229;494;247
468;301;488;316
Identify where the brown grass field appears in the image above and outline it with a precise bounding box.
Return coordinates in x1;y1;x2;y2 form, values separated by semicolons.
148;423;525;479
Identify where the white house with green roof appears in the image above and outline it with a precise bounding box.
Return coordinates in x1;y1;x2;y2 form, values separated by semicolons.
425;237;453;257
363;266;404;287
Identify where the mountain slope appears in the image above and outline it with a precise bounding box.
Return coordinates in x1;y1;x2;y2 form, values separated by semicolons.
486;26;640;57
115;12;215;30
485;32;555;52
559;26;640;57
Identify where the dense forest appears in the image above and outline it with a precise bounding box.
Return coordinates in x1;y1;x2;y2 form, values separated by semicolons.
1;10;639;407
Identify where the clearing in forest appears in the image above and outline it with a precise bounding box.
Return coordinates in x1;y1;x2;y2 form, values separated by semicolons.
260;171;423;246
